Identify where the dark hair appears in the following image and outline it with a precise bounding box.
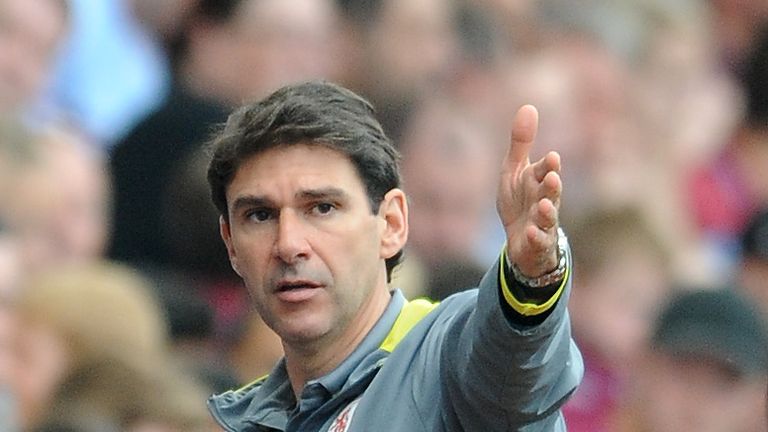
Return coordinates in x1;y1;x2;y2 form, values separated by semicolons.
207;81;403;280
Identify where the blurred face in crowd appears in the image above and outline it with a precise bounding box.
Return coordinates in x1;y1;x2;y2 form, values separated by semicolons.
570;244;668;365
635;350;767;432
199;0;340;104
235;0;339;96
366;0;458;96
5;132;108;272
220;144;405;351
401;104;497;266
0;0;66;113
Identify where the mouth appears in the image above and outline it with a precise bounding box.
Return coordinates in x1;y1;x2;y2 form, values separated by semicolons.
276;280;323;292
274;279;324;303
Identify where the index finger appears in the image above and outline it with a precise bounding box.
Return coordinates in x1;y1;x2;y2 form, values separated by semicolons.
504;105;539;171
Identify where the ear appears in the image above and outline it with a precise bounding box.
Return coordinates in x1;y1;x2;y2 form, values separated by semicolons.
219;216;242;277
378;188;408;260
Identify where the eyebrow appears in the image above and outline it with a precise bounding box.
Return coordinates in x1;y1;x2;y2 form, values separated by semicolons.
230;187;350;212
231;195;273;213
296;187;349;202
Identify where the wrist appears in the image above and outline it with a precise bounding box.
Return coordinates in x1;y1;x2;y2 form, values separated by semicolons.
507;227;568;288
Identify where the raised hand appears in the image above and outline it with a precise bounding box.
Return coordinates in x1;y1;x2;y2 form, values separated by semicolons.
496;105;562;279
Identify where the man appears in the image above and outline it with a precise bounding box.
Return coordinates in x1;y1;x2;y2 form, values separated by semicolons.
563;207;672;432
206;82;581;431
614;288;768;432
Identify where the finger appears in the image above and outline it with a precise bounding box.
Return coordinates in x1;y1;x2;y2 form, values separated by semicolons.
531;151;561;182
524;223;553;253
524;221;559;275
503;105;539;172
538;171;562;206
530;198;559;232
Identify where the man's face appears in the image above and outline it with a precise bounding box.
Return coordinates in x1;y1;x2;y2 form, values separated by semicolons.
220;144;403;349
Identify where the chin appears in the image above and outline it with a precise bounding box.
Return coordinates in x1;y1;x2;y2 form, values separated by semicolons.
278;320;332;345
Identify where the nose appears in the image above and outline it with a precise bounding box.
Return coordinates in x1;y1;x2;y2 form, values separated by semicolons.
273;210;311;264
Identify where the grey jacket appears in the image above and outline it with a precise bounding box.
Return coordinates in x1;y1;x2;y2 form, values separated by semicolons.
208;255;582;431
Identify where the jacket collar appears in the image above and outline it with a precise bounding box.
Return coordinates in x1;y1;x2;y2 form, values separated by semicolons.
208;290;408;432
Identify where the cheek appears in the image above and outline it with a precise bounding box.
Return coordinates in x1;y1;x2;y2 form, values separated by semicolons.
318;220;382;286
231;233;272;277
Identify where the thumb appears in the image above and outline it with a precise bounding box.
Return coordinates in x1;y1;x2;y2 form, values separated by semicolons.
504;104;539;171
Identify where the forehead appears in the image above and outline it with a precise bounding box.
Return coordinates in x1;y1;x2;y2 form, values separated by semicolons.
227;143;366;197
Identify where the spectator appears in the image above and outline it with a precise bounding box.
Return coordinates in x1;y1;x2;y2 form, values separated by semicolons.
109;0;341;269
0;0;68;119
688;23;768;270
12;261;211;432
615;288;768;432
564;207;672;432
337;0;463;110
0;125;109;273
398;95;500;297
43;0;172;144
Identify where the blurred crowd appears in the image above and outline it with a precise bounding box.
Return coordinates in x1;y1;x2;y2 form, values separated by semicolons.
1;0;768;430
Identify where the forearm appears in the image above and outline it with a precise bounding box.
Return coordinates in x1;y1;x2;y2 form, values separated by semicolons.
439;251;582;430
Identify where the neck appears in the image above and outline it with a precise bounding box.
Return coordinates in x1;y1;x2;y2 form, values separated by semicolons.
283;286;391;396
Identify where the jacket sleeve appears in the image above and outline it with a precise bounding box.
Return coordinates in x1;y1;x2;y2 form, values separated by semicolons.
437;245;583;432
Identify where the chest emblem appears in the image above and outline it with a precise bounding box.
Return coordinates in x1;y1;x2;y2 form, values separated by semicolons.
329;398;361;432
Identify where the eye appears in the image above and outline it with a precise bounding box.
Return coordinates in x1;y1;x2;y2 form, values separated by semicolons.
246;208;275;222
312;202;336;215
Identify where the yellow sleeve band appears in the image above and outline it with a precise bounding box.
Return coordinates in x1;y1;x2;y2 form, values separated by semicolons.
380;298;439;352
499;248;569;316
